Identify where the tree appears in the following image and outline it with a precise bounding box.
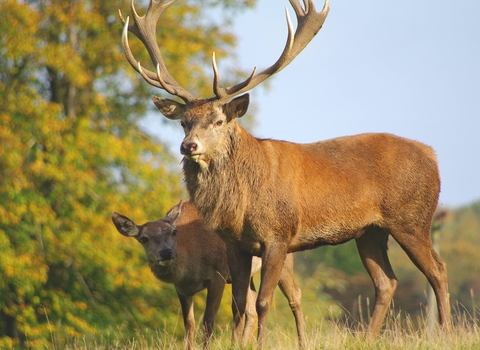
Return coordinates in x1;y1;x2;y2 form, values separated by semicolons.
0;0;255;347
441;202;480;314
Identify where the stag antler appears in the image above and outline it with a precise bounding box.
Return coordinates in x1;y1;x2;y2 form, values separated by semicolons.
120;0;329;103
213;0;330;101
119;0;195;102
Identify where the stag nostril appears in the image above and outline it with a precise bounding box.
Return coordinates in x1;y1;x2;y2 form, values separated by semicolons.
181;142;197;155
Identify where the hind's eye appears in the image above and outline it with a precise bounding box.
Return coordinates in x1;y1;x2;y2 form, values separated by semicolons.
139;237;149;244
180;121;186;128
172;230;178;237
215;120;223;127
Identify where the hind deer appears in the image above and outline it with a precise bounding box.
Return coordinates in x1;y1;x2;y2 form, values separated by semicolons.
112;200;305;349
119;0;451;346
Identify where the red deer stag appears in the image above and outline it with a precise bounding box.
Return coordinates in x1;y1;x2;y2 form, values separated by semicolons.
112;200;305;349
119;0;451;346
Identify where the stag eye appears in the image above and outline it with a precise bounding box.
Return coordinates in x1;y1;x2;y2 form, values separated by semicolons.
180;121;186;128
172;230;178;237
139;237;149;244
215;120;223;127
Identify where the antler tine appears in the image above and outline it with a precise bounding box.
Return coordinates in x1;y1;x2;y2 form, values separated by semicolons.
121;16;154;80
119;0;195;102
155;63;178;95
212;52;221;98
122;17;178;95
289;0;306;17
212;52;257;100
135;60;163;89
119;4;167;82
213;0;329;102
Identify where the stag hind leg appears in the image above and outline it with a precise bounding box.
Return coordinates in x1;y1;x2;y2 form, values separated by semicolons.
242;256;263;344
242;278;259;345
278;253;306;349
390;223;451;329
355;226;398;338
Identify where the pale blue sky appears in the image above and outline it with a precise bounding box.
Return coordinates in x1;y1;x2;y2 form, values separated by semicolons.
144;0;480;208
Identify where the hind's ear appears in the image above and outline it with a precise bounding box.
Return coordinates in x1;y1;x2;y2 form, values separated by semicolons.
164;200;183;225
112;212;140;237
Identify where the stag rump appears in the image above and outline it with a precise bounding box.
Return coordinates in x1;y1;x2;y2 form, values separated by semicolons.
119;0;451;347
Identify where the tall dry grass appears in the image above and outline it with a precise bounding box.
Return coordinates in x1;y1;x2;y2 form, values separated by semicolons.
61;302;480;350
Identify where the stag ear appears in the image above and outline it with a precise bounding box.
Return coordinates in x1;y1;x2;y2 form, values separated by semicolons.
112;212;140;237
152;96;185;120
223;94;249;121
164;200;183;225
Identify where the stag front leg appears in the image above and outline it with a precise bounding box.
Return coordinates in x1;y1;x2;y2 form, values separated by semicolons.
257;242;288;348
226;245;253;344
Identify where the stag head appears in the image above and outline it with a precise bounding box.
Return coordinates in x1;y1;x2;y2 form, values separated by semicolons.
119;0;329;167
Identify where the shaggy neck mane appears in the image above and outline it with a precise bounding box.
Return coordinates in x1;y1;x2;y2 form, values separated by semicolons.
182;124;265;235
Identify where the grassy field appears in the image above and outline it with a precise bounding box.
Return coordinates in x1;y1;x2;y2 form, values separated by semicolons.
60;306;480;350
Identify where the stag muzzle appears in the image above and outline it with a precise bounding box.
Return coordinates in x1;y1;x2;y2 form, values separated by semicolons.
180;137;205;164
157;248;174;266
180;141;198;156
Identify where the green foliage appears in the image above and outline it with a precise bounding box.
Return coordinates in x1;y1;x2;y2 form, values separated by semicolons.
441;202;480;311
296;241;365;277
0;0;256;347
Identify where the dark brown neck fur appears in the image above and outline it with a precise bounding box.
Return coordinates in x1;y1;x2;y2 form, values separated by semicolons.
182;123;264;237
